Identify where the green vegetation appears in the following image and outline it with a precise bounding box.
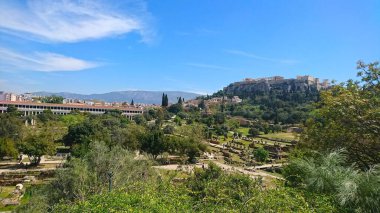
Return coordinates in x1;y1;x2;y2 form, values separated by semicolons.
41;95;64;104
253;147;269;162
283;150;380;212
1;61;379;212
17;149;337;212
301;61;380;169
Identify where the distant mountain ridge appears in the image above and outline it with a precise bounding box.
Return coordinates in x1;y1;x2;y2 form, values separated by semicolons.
32;91;201;105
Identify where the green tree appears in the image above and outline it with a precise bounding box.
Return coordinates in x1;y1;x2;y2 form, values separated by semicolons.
167;103;183;114
0;138;18;158
253;147;268;162
41;95;64;104
37;109;57;123
6;104;19;114
60;114;86;126
140;129;168;159
19;133;56;165
198;99;206;109
132;114;147;125
213;112;225;124
301;61;380;169
248;127;260;137
0;113;24;141
161;93;169;107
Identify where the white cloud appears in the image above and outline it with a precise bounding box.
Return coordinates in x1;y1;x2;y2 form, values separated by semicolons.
225;49;299;64
0;47;99;72
0;0;152;43
186;63;234;71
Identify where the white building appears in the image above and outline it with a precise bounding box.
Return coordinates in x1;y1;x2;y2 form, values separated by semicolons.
5;93;17;102
0;101;143;119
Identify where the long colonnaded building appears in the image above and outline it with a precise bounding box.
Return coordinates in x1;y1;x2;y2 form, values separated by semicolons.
0;101;143;119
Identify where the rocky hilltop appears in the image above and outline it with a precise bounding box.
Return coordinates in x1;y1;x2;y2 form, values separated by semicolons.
223;75;329;96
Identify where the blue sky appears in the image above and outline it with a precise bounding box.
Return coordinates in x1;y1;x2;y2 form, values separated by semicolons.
0;0;379;94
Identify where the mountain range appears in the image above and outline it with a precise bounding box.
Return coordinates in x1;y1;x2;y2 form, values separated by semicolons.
32;91;201;105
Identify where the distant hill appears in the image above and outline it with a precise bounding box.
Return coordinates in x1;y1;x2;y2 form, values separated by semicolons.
32;91;201;105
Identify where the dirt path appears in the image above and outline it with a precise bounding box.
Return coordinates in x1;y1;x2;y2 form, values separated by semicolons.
0;167;57;174
153;161;284;181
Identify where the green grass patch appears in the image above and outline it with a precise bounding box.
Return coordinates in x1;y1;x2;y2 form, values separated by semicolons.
237;127;250;136
264;132;297;140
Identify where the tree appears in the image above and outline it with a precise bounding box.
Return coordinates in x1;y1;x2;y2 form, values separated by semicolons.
198;99;206;109
253;147;268;162
37;109;57;123
6;104;18;114
0;113;24;141
19;133;56;165
140;129;168;159
177;96;183;104
131;99;134;106
162;93;165;107
301;61;380;169
214;112;225;124
161;93;169;107
132;114;146;125
248;127;260;137
167;103;183;114
0;138;18;158
41;95;64;104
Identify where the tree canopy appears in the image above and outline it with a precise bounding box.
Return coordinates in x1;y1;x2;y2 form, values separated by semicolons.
301;61;380;169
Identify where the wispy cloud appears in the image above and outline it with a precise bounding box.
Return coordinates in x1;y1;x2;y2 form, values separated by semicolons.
225;49;299;64
0;47;99;72
0;0;153;43
186;63;234;71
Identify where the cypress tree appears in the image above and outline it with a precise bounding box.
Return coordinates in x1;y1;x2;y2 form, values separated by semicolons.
162;93;165;106
162;93;169;107
165;94;169;106
131;99;134;106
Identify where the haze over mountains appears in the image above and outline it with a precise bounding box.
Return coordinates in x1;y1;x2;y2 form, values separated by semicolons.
32;91;201;104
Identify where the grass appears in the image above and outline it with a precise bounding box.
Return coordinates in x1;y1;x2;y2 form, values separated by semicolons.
207;146;221;153
158;169;190;179
263;132;298;140
237;127;250;136
0;185;33;211
0;186;14;199
231;153;244;163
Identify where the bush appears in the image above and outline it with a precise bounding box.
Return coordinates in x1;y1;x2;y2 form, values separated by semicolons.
163;125;175;134
283;150;380;212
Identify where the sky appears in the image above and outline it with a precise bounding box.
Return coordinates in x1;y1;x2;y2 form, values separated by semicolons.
0;0;379;95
